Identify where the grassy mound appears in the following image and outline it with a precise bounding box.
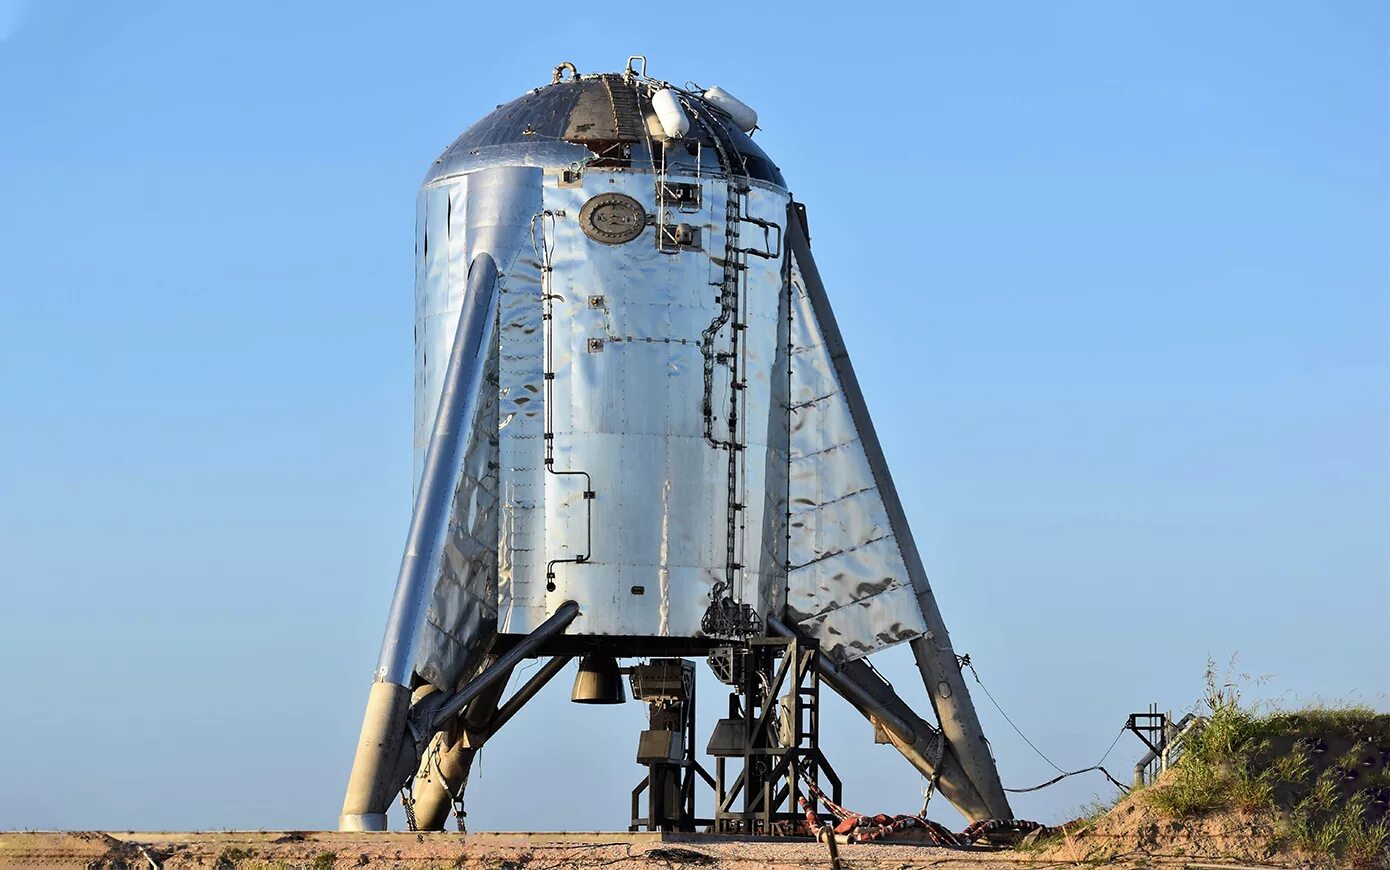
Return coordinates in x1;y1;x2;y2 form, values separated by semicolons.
1036;663;1389;868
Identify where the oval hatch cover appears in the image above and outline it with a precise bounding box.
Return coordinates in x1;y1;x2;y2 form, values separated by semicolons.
579;193;647;245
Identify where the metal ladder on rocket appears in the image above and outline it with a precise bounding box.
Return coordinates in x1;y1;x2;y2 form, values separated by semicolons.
340;190;1012;831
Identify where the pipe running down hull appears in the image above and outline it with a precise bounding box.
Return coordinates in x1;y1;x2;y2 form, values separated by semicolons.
342;65;1010;830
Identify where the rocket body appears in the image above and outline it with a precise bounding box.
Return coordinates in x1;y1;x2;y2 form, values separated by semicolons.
404;74;930;693
414;168;789;664
342;66;1012;830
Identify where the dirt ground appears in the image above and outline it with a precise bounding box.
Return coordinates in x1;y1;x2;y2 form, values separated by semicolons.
1034;789;1293;866
0;829;1302;868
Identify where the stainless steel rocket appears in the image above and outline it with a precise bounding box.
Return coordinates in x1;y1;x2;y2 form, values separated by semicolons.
341;57;1011;833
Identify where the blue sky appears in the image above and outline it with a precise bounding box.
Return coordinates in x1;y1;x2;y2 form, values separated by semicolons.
0;0;1385;832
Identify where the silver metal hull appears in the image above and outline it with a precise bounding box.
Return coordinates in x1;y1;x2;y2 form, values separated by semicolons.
410;164;931;681
415;169;794;669
342;64;1011;829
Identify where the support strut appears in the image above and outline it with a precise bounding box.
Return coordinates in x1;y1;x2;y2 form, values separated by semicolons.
410;654;576;830
783;203;1012;821
340;253;503;833
768;616;995;821
341;603;580;831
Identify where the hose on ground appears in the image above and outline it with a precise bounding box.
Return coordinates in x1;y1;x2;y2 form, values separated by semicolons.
796;774;1052;846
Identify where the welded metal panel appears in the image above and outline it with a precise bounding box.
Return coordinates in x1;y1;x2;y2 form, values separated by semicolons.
757;268;792;622
377;255;501;691
415;167;546;492
411;166;544;691
785;261;928;662
498;170;790;639
783;210;1015;817
414;185;452;493
415;335;499;691
496;242;546;635
417;93;792;643
411;160;915;659
739;184;789;619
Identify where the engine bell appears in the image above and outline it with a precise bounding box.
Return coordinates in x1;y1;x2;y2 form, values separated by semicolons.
571;654;626;704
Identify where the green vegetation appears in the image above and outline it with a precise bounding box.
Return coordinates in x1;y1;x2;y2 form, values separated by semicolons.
1141;658;1389;868
214;846;258;869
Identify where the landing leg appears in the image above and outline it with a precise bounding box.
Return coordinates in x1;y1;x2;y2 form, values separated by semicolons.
408;662;511;831
409;654;576;831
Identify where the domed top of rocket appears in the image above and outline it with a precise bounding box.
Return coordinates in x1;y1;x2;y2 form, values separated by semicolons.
424;60;784;189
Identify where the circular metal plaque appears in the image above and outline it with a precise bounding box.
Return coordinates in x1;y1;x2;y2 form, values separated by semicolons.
579;193;647;245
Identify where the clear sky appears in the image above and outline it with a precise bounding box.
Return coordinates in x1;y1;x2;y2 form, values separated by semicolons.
1;0;1386;833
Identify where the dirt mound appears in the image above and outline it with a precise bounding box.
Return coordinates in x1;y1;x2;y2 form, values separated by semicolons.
1035;709;1390;868
1035;785;1291;865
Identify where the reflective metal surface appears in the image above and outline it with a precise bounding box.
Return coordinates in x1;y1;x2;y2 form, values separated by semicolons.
403;67;952;673
513;173;789;639
783;258;929;662
347;63;1015;830
424;74;783;188
784;212;1013;817
407;167;544;691
426;600;580;728
375;252;501;689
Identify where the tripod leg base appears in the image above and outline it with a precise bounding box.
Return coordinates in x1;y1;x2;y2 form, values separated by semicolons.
338;813;388;832
340;681;412;831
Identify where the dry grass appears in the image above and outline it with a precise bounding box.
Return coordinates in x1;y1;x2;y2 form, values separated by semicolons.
1138;658;1390;868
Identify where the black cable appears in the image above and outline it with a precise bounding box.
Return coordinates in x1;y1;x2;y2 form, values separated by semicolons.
1004;763;1130;794
965;660;1069;774
1003;729;1131;794
965;658;1132;795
